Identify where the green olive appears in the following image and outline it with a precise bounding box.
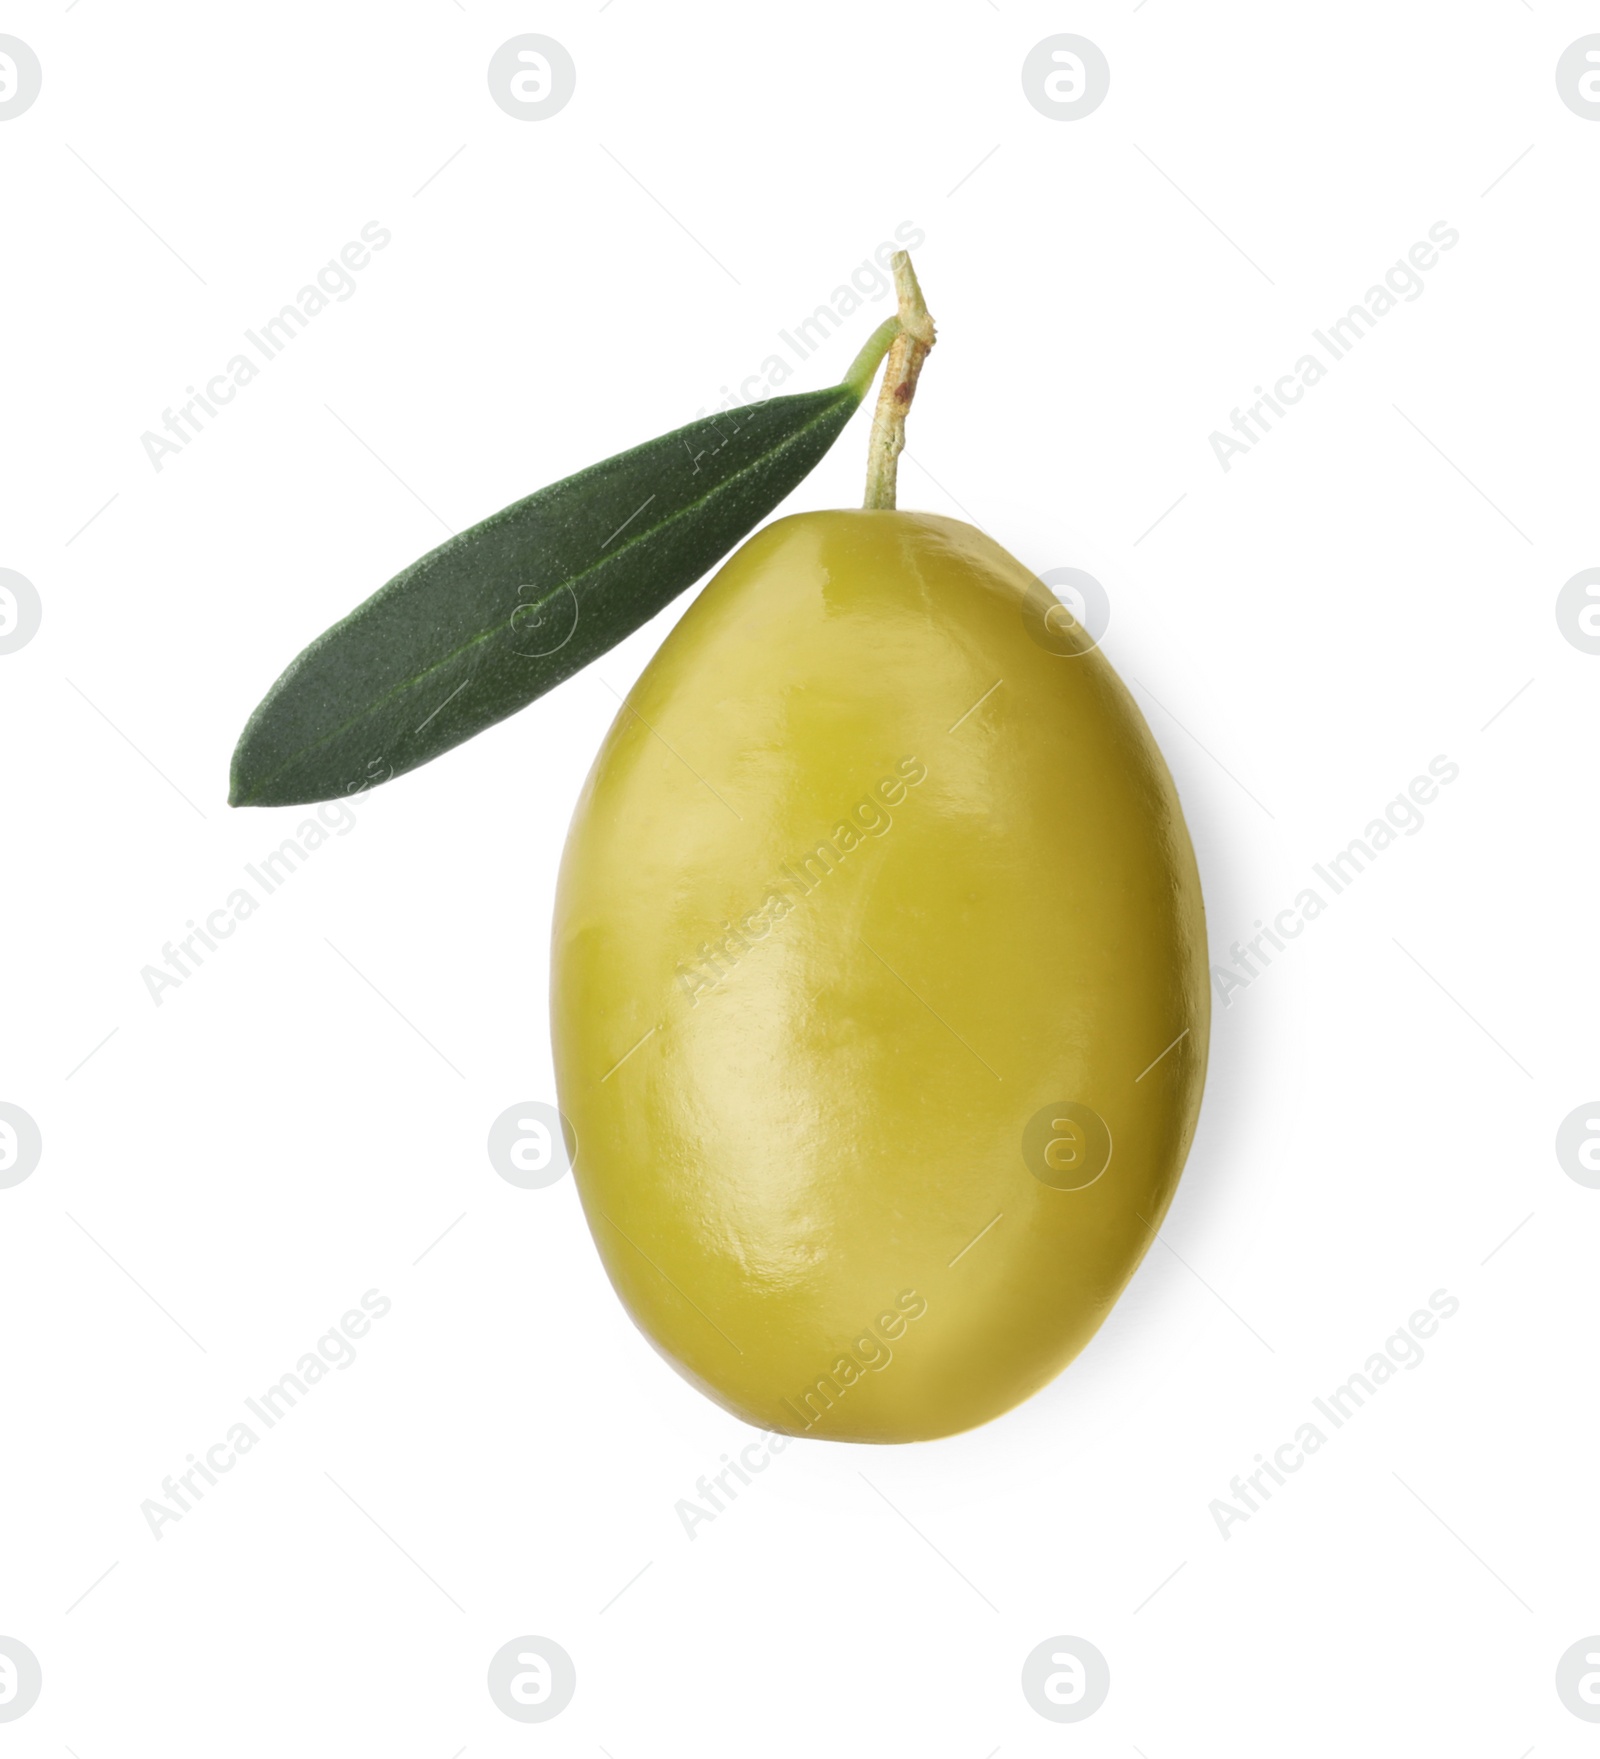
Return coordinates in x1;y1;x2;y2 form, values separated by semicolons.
551;509;1209;1441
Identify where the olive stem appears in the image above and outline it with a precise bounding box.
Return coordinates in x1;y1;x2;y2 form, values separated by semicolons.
840;315;902;405
861;251;936;511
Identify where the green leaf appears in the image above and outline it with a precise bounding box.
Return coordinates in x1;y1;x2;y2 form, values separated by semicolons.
229;384;862;807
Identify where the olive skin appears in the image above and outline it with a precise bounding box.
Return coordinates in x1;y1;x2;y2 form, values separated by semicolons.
551;510;1208;1442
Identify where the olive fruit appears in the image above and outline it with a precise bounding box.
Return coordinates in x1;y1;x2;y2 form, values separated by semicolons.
551;508;1208;1441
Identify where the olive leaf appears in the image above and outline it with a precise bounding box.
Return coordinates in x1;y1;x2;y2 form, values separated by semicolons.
229;384;863;807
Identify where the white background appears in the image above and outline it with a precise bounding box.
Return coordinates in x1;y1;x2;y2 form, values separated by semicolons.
3;2;1597;1753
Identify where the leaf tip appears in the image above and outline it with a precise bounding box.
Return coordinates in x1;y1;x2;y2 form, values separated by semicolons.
227;744;262;808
